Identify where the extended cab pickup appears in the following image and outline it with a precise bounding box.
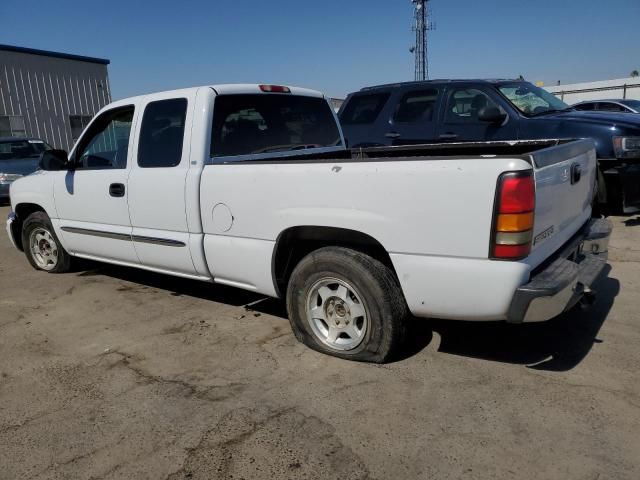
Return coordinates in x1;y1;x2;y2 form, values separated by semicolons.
6;84;612;362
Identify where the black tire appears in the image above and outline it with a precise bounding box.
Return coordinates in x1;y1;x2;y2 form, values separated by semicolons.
21;211;72;273
286;247;408;363
592;168;609;217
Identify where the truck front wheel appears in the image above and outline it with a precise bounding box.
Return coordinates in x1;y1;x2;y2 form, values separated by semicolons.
22;211;72;273
286;247;407;363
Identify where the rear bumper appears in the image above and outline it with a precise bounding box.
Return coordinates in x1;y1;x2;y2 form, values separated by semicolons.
507;218;612;323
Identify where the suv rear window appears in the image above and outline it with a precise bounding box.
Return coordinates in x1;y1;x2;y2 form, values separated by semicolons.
211;94;341;158
340;92;390;125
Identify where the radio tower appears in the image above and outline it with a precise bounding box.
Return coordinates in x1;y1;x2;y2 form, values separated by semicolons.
410;0;434;81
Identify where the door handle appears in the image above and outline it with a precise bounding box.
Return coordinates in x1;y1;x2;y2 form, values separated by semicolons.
109;183;125;197
439;133;458;140
385;132;401;139
571;163;582;184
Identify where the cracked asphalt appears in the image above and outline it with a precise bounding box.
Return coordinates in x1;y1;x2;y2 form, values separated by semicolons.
1;204;639;480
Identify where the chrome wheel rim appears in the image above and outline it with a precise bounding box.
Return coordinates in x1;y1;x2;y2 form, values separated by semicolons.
29;227;58;271
306;277;368;351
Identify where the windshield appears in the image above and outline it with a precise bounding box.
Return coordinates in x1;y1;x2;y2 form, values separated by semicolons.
498;83;570;116
621;100;640;111
0;140;51;160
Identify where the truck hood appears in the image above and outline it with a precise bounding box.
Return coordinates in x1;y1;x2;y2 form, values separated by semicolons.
0;158;40;176
545;110;640;130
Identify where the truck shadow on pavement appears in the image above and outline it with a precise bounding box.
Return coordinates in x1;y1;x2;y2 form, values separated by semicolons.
623;216;640;227
402;265;620;371
80;263;618;371
77;262;288;315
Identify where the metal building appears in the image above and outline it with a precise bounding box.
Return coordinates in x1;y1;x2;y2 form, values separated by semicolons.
546;77;640;104
0;44;111;151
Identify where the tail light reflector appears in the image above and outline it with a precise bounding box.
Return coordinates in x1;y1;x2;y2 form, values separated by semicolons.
493;244;532;259
491;171;535;260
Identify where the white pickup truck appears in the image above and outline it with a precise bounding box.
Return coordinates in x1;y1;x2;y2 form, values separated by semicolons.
6;84;611;362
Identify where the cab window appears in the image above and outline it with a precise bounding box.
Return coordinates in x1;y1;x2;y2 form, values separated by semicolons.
74;107;134;170
138;99;188;168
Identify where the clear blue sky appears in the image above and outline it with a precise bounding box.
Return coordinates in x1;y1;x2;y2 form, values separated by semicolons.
2;0;638;100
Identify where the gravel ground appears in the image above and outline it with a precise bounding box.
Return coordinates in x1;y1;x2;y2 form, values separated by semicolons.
0;205;639;480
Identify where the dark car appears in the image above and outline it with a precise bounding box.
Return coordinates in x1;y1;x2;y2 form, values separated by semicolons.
0;137;51;202
573;99;640;114
339;80;640;212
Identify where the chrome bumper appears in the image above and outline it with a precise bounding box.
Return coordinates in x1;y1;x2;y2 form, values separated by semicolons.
6;212;18;249
507;218;612;323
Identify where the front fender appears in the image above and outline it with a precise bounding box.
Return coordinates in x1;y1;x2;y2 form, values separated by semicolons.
10;171;59;219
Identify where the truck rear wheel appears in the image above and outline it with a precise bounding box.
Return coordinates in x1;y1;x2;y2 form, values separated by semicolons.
22;211;72;273
286;247;407;363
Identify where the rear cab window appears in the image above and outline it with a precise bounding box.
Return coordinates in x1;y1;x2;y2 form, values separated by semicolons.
211;94;342;159
339;92;390;125
138;98;188;168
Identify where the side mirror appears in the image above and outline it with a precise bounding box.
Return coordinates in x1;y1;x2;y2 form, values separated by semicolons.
478;106;507;124
39;149;71;171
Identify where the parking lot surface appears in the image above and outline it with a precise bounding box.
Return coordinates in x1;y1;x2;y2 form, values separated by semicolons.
1;204;639;480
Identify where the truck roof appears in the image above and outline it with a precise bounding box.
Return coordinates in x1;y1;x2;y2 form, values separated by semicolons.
109;84;325;106
359;79;525;92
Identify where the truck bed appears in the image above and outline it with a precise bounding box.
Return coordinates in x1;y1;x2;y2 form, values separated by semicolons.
200;138;596;322
214;138;580;165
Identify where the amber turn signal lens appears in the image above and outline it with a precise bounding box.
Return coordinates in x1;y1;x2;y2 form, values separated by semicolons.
496;212;534;232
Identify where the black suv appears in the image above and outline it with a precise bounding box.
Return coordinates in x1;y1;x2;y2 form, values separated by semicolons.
339;80;640;212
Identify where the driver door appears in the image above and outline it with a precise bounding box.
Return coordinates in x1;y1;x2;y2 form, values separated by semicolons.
54;104;140;264
437;87;517;142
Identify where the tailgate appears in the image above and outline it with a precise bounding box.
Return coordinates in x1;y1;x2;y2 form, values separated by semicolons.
528;140;597;268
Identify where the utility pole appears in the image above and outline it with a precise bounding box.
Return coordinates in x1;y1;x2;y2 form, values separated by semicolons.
410;0;434;81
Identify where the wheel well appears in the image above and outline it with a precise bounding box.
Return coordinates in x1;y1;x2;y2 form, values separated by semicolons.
272;226;397;297
12;203;46;251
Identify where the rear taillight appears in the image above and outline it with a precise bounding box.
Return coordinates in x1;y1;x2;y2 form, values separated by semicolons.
259;84;291;93
491;171;535;260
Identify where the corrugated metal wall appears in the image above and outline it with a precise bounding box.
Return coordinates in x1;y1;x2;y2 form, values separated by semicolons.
0;49;110;150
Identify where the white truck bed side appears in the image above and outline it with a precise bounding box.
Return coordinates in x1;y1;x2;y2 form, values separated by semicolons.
200;156;533;319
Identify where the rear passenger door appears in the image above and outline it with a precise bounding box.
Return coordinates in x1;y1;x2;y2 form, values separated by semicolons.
126;91;200;276
438;86;517;142
385;88;441;145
